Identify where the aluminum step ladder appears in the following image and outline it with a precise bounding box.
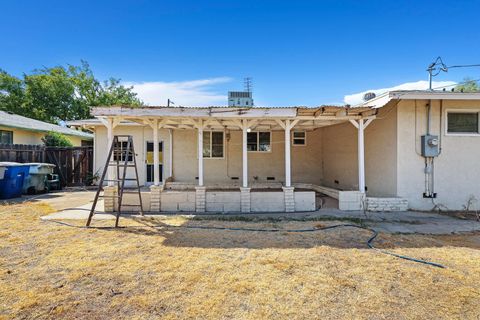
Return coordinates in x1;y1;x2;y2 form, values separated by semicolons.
86;135;143;227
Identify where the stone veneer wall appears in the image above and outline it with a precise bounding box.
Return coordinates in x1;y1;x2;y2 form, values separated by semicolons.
366;197;408;212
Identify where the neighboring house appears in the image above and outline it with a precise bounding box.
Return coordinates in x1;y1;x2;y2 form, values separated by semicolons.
0;110;93;146
69;90;480;213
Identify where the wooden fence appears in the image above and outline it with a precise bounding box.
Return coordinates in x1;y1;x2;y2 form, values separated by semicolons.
0;144;93;187
0;144;45;163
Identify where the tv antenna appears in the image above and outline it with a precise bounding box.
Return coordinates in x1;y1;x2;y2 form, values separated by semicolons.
427;57;480;90
244;77;253;93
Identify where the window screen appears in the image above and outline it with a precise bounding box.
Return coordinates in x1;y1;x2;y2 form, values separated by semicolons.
203;131;224;158
0;130;13;144
293;131;306;145
258;132;271;151
113;141;133;162
247;132;271;152
247;132;258;151
211;132;224;157
203;131;211;157
447;112;479;133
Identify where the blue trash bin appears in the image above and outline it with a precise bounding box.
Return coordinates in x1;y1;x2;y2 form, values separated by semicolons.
0;162;30;199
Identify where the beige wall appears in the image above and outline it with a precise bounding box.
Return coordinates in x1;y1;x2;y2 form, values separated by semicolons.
95;125;323;186
365;105;397;196
66;135;85;146
0;126;44;145
0;125;88;146
321;122;358;191
396;99;480;210
92;99;480;211
172;128;323;185
320;106;397;196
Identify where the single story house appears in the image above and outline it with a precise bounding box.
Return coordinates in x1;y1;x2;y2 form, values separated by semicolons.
0;110;93;146
69;90;480;213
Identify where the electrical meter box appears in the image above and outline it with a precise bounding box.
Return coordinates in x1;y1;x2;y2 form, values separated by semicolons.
421;134;439;157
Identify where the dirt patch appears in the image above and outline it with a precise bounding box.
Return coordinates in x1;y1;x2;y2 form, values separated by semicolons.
1;203;479;319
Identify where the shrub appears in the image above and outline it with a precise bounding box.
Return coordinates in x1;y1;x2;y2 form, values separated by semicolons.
42;131;73;147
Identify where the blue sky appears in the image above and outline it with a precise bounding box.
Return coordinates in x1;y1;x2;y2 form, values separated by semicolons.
1;0;480;106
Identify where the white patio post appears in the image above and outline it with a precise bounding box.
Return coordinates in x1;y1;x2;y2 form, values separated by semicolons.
152;119;160;186
195;119;206;212
237;119;251;212
279;119;298;212
106;117;114;187
197;120;204;186
358;119;365;192
101;116;119;213
284;119;292;187
349;119;373;192
242;119;248;188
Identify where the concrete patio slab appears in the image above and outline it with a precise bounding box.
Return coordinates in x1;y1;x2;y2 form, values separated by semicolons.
41;200;116;220
34;189;480;235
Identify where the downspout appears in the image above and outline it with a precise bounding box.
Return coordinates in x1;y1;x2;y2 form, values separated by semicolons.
169;129;173;179
426;99;432;135
424;99;436;198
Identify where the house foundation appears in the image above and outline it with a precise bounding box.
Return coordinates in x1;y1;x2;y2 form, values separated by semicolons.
195;186;206;212
366;197;409;212
240;187;251;213
282;186;295;212
149;185;163;212
103;185;118;212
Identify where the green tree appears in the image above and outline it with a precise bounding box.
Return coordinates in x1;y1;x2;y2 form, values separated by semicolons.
24;66;78;123
0;70;26;116
42;131;73;147
455;77;480;92
0;61;143;124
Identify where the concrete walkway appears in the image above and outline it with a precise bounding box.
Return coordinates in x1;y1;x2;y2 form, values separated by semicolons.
41;200;116;220
298;209;480;234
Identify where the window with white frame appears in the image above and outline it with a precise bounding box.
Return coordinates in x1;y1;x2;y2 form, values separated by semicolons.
247;131;271;152
292;131;306;145
447;112;480;134
203;131;224;158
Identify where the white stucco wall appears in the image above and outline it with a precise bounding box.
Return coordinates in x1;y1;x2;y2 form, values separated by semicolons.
396;99;480;210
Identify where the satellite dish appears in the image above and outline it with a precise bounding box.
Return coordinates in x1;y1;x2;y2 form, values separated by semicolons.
363;92;376;101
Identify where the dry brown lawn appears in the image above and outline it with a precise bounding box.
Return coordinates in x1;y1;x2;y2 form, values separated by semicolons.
0;202;479;319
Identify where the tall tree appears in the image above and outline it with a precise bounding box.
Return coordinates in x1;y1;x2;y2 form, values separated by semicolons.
0;70;26;116
24;66;78;122
455;77;480;92
0;61;143;123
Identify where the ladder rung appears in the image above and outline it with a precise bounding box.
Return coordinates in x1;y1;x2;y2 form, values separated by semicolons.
99;195;121;198
120;204;142;207
121;190;141;194
102;178;138;182
108;164;137;167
